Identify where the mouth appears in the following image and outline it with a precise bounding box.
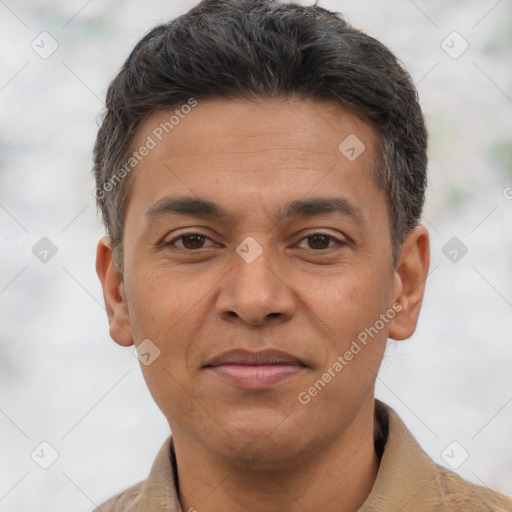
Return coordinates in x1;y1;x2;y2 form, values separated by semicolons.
204;349;307;389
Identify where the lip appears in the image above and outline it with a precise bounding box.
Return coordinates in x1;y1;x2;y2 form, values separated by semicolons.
204;349;306;389
205;349;305;367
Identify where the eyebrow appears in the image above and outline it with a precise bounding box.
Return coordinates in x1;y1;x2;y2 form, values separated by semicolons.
145;196;363;224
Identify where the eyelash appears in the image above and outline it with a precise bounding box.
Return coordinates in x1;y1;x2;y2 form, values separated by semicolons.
165;230;346;251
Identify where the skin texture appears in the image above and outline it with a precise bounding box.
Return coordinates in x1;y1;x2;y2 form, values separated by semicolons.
96;98;430;512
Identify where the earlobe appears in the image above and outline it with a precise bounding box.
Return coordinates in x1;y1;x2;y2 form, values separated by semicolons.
388;226;430;341
95;236;134;347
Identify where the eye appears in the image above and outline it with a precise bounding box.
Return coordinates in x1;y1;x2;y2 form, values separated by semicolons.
297;231;346;250
164;230;346;252
166;231;217;250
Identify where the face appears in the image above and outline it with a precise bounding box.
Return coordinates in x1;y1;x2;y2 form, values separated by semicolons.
97;97;429;468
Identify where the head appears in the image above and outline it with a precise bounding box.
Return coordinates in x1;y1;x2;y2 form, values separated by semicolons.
95;0;429;468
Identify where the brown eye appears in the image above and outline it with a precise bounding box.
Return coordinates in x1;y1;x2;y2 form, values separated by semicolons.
181;234;206;249
297;232;345;251
307;234;331;250
166;232;216;250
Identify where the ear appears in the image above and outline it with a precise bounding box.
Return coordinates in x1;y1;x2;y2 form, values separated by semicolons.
388;226;430;341
95;236;134;346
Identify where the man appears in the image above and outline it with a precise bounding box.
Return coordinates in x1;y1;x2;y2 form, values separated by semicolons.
93;0;512;510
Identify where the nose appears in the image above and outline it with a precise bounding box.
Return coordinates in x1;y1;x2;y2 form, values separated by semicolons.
215;242;296;327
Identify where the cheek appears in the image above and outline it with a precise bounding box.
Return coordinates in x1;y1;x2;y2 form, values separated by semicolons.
125;273;164;340
130;274;199;418
127;266;188;335
300;268;392;342
128;268;209;369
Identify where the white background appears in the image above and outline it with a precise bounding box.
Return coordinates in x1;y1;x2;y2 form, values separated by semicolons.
1;0;511;510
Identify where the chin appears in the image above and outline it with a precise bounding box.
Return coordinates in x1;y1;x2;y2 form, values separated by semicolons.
212;418;310;467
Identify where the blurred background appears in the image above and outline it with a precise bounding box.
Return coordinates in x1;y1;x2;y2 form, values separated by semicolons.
1;0;511;510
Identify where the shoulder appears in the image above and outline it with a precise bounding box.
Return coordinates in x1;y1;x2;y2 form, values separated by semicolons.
434;464;512;512
370;400;512;512
91;435;178;511
93;480;145;512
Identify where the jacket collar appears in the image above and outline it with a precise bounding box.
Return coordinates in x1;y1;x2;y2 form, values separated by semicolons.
359;399;446;511
133;400;446;511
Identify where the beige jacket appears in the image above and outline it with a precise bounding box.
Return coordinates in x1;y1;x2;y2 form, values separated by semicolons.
95;400;512;511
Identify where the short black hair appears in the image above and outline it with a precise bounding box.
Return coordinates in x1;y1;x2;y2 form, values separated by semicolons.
93;0;427;273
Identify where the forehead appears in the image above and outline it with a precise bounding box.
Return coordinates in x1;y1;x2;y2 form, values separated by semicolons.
125;97;384;226
133;97;377;166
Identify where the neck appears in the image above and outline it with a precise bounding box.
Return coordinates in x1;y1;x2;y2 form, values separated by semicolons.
173;398;379;512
